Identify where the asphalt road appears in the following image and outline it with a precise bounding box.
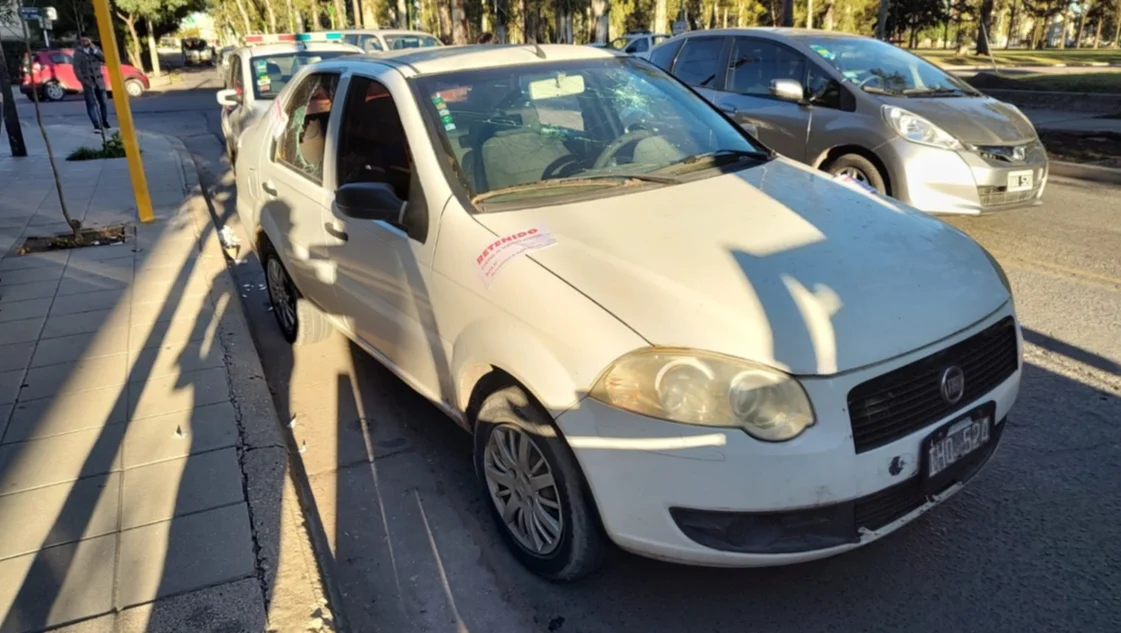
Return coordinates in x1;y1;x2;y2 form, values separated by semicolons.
8;84;1120;633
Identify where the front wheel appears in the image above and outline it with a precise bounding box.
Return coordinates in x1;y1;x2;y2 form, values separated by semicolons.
124;79;144;97
42;81;65;102
474;384;607;582
824;153;887;194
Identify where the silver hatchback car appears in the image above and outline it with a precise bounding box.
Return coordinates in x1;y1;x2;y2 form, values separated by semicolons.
650;28;1048;214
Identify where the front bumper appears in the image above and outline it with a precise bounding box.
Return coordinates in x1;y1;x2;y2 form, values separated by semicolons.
880;138;1049;215
554;309;1021;567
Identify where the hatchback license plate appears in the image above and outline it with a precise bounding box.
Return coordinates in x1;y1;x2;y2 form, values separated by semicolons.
926;414;991;479
1007;170;1033;192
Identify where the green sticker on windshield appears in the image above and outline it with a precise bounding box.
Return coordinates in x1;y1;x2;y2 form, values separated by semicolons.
810;44;835;61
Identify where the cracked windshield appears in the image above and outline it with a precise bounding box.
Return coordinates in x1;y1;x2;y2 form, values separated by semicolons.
416;59;766;205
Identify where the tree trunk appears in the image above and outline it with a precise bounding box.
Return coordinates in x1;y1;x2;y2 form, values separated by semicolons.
333;0;349;28
350;0;363;29
976;0;994;55
438;0;452;42
655;0;667;33
145;18;161;77
1093;10;1103;48
397;0;408;28
234;0;254;35
264;0;279;32
1006;0;1018;48
117;12;144;69
823;1;834;30
591;0;609;43
0;44;28;157
1075;4;1087;48
451;0;468;43
876;0;889;40
943;19;950;48
1058;11;1067;48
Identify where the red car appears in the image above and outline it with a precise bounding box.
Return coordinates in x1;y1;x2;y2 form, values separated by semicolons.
19;49;150;101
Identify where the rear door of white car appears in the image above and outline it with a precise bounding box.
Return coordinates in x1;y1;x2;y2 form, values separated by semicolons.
257;70;345;314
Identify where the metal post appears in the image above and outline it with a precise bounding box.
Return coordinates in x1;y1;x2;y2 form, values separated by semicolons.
91;0;155;223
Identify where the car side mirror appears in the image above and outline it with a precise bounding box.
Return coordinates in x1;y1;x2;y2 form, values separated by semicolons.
770;79;805;103
216;88;241;106
335;182;405;222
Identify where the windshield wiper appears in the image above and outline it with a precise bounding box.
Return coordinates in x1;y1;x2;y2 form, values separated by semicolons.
861;85;906;96
472;173;678;204
903;87;975;97
656;148;772;172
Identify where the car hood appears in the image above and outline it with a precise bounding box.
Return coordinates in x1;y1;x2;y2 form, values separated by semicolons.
474;159;1009;376
884;96;1038;144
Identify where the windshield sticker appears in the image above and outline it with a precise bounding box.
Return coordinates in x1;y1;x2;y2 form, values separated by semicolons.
810;44;835;61
444;122;457;131
475;226;556;288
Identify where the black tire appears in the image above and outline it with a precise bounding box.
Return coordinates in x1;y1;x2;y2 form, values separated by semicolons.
42;81;65;102
474;383;607;582
261;246;332;345
824;153;887;194
124;79;144;97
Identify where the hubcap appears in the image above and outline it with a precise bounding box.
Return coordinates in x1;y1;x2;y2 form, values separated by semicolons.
126;82;141;96
266;258;297;335
46;84;63;100
836;166;869;183
484;425;563;555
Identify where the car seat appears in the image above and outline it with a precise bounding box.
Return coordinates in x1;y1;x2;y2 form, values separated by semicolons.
473;101;570;193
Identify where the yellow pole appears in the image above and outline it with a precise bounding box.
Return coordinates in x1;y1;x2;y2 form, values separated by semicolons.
91;0;155;223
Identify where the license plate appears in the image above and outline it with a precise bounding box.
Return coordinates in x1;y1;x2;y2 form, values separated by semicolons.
1007;170;1033;192
925;413;991;479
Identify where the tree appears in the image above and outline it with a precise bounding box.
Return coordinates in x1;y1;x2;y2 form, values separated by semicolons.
0;4;28;157
113;0;200;72
976;0;994;53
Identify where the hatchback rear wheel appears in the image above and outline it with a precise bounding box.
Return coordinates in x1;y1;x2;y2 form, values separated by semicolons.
42;81;65;102
125;79;144;97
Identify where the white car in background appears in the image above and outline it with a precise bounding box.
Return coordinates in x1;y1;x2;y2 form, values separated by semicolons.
216;33;362;167
336;29;443;52
234;44;1021;581
598;31;672;59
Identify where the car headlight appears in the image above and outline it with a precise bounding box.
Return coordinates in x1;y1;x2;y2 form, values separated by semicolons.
882;105;963;150
588;349;815;441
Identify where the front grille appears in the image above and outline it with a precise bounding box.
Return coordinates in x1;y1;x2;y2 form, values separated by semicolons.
974;141;1046;165
978;183;1041;207
847;317;1018;454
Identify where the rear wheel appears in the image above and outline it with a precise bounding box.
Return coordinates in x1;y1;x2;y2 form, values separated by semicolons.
124;79;144;97
262;247;332;345
824;153;887;194
42;81;65;102
474;383;607;582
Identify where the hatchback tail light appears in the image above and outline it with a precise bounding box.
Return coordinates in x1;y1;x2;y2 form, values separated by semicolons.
31;62;42;73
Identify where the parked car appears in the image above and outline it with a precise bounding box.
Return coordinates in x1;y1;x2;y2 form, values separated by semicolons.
235;44;1021;581
336;29;442;53
182;37;215;66
649;28;1048;214
19;49;149;101
599;30;672;59
216;34;362;168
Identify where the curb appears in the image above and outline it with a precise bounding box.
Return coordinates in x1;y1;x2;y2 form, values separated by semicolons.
164;135;344;631
1049;160;1121;185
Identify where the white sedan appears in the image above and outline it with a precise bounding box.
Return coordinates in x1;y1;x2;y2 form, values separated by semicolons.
234;44;1021;581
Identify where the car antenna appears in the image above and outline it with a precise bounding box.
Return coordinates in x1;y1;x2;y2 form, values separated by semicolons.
531;42;546;59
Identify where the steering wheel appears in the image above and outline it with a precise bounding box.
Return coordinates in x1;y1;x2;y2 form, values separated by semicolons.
593;129;656;170
857;73;883;89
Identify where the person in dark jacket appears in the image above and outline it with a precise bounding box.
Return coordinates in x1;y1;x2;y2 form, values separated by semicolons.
74;34;110;131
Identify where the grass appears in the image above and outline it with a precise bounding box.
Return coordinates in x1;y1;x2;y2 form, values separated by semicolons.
966;72;1121;93
66;131;127;161
916;48;1121;68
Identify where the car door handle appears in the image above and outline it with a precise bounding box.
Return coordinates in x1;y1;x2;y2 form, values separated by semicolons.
261;180;277;197
324;223;348;242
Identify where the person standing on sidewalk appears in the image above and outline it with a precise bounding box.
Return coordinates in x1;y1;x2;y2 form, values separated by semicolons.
74;34;110;131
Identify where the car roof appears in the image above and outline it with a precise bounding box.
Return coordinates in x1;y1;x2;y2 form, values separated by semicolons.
334;29;436;36
677;27;867;41
325;44;619;76
240;42;362;57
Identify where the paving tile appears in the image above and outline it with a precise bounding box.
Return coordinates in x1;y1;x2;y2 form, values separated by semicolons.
67;244;135;264
0;265;64;287
121;448;243;529
3;384;129;444
18;353;129;402
0;425;124;495
0;279;59;303
0;534;116;631
0;251;68;273
0;369;22;406
30;328;129;367
40;308;121;339
117;503;255;608
49;290;127;317
0;473;120;560
0;297;52;324
122;402;238;468
56;275;130;298
128;367;229;421
128;313;210;352
0;342;35;374
0;317;45;346
128;341;225;384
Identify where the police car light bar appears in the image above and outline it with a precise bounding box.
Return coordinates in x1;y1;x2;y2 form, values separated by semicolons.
243;32;344;45
243;34;296;44
295;32;343;41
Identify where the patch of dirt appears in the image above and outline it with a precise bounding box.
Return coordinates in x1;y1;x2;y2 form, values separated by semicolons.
1039;131;1121;168
18;224;132;254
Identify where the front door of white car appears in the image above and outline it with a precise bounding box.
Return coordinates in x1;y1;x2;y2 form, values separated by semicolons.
258;71;344;313
323;72;450;401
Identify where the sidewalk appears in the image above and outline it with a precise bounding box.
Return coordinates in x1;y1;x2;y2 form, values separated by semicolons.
0;125;333;632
